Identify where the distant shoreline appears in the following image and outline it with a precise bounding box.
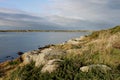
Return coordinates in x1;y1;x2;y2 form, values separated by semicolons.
0;30;93;32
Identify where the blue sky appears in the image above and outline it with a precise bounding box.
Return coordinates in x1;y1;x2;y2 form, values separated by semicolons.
0;0;49;13
0;0;120;30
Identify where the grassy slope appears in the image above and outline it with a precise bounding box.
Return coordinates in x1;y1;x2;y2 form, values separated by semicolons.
1;26;120;80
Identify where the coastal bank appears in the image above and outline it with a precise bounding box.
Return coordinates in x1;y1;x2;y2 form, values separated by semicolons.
0;26;120;80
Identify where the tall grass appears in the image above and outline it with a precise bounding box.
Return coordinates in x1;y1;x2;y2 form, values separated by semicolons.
2;26;120;80
7;56;120;80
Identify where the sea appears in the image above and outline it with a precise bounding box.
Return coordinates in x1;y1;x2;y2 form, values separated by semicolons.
0;32;89;62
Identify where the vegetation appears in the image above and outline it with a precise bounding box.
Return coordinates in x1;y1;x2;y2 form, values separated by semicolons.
7;56;120;80
9;60;21;65
109;25;120;34
89;25;120;39
1;25;120;80
0;68;5;78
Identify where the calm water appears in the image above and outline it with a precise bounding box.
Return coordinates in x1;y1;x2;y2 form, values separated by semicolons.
0;32;88;62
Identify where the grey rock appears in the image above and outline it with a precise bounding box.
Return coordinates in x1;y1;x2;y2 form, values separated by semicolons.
41;59;62;73
80;64;111;72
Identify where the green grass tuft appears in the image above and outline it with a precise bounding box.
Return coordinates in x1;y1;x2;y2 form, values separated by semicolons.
8;56;120;80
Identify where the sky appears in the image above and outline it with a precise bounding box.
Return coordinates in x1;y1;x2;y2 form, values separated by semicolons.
0;0;120;30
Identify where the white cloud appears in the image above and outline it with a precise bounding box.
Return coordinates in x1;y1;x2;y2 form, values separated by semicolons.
0;0;120;30
43;0;120;29
0;8;61;30
0;8;24;14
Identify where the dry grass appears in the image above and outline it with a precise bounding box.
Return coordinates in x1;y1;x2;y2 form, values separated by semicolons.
65;26;120;68
1;26;120;80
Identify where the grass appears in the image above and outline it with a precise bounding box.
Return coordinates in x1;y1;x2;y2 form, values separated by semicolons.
7;49;120;80
89;25;120;39
2;25;120;80
8;62;43;80
0;68;5;78
9;60;20;65
109;25;120;34
7;56;120;80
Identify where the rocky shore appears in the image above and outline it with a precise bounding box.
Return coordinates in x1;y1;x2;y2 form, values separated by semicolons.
0;26;120;80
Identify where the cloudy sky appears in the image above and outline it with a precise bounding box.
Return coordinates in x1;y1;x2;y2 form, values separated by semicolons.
0;0;120;30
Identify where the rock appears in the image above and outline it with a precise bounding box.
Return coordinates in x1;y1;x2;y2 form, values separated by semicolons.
74;36;85;41
35;53;47;67
79;36;85;40
80;64;111;72
22;48;65;67
17;52;24;56
38;44;55;50
41;48;52;53
22;49;48;66
80;66;89;72
67;36;85;44
67;40;79;44
41;59;62;73
21;36;85;67
5;56;11;58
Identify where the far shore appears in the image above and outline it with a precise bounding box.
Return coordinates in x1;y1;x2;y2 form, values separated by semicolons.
0;30;93;32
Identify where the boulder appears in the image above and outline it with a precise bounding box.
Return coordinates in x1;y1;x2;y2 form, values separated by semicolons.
22;48;52;66
41;59;62;73
67;36;85;44
74;36;85;41
67;40;79;44
22;48;65;67
80;64;111;72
